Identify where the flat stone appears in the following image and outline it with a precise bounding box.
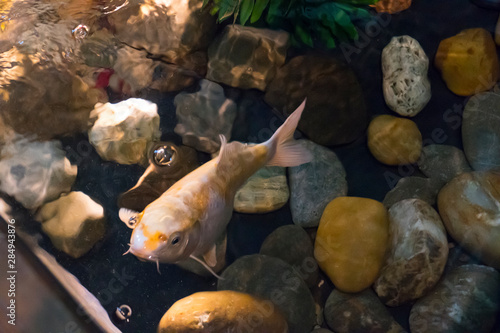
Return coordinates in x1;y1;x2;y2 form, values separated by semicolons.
288;140;347;227
218;254;316;333
88;98;161;165
36;191;106;258
174;79;237;153
207;25;289;91
383;176;441;208
374;199;449;306
409;265;500;333
260;225;318;287
0;139;77;209
437;171;500;269
324;289;406;333
382;36;431;117
234;166;289;213
265;55;368;146
462;92;500;171
417;144;472;185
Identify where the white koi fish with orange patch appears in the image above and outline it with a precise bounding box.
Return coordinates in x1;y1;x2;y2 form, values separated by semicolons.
120;100;312;278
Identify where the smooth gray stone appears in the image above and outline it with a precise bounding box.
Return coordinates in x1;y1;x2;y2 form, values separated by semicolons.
417;144;472;185
260;225;318;287
288;140;348;228
218;254;316;333
409;265;500;333
383;176;441;208
462;92;500;171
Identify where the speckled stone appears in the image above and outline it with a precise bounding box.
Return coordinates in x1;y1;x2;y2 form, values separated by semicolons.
234;166;289;213
265;55;368;146
374;199;448;306
324;289;406;333
218;254;316;333
383;176;441;208
417;144;472;185
409;265;500;333
462;92;500;171
260;225;318;287
207;25;289;91
437;171;500;269
288;140;347;227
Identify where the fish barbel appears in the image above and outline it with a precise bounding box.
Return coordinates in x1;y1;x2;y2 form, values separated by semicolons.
120;100;312;275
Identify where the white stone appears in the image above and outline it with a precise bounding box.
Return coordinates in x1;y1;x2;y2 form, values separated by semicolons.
174;79;237;153
382;36;431;117
36;191;106;258
0;139;77;209
88;98;161;165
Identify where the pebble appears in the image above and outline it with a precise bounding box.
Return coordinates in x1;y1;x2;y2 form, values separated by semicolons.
382;35;431;117
234;166;289;213
435;28;499;96
462;91;500;171
288;140;348;228
383;177;441;208
409;265;500;333
36;192;106;258
374;199;449;306
417;144;472;185
374;0;412;13
218;254;316;333
368;115;422;165
437;171;500;269
315;197;389;293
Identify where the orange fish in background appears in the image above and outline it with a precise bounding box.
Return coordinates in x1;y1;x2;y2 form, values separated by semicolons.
372;0;412;14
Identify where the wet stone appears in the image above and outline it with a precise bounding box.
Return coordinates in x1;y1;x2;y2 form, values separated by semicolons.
174;79;237;153
265;55;368;146
288;140;348;228
80;29;119;68
383;176;441;208
409;265;500;333
218;254;316;333
260;225;319;287
207;25;289;91
234;166;289;214
462;92;500;171
417;144;472;185
374;199;449;306
324;289;406;333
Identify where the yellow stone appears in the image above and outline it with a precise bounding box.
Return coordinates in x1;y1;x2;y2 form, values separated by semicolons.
435;28;499;96
314;197;389;293
367;115;422;165
158;290;288;333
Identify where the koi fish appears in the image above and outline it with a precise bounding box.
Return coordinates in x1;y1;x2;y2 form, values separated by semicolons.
120;100;312;277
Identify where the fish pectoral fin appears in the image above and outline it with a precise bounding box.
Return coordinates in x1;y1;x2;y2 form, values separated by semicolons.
118;208;140;229
202;244;218;268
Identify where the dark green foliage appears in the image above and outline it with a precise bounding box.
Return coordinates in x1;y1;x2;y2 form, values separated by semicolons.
203;0;379;48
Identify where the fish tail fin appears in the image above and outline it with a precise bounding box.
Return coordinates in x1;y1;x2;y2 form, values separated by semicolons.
265;99;313;167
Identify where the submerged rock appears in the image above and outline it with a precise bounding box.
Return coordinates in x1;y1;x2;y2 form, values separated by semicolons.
0;139;77;209
437;171;500;269
374;199;448;306
382;36;431;117
218;254;316;333
158;290;288;333
234;166;289;214
81;29;119;69
207;25;289;91
383;176;441;208
174;80;237;153
462;92;500;171
324;289;406;333
417;144;471;185
88;98;161;165
288;140;347;228
435;28;499;96
373;0;412;13
36;191;106;258
409;265;500;333
265;55;368;146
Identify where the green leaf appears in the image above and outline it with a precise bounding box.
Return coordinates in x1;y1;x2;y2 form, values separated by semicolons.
202;0;211;8
315;25;336;48
266;0;284;24
239;0;254;25
216;0;239;22
250;0;269;23
335;0;379;5
333;8;358;40
295;24;313;47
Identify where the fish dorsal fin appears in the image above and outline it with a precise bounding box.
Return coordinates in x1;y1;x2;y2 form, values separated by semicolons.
203;244;218;267
119;208;140;229
216;135;243;175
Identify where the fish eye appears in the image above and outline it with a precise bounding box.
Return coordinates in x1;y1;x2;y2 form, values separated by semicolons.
170;234;181;246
